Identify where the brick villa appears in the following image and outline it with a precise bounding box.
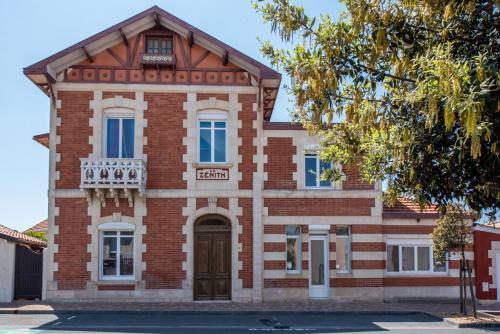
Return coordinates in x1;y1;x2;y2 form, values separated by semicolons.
25;6;473;302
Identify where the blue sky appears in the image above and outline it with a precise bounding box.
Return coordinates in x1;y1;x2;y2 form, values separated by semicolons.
0;1;344;231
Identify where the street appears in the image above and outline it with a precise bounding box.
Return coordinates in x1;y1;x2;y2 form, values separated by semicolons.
0;313;496;334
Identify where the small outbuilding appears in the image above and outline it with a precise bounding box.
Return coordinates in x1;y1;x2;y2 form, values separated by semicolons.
474;223;500;303
0;224;46;302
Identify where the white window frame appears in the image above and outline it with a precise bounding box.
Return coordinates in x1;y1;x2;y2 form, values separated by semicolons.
197;113;227;164
385;241;448;275
98;223;135;281
103;109;135;159
336;226;351;274
285;226;302;274
304;153;332;189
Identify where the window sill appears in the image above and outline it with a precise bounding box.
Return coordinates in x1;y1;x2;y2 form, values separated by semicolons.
192;162;233;168
97;279;136;284
384;272;449;276
335;272;353;277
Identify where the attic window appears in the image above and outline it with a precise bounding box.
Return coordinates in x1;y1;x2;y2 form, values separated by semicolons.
146;37;173;54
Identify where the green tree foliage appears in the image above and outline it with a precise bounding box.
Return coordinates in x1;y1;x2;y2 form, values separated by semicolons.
432;203;472;264
254;0;499;215
24;231;48;242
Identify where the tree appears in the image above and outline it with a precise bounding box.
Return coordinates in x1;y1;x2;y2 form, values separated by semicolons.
432;203;472;265
253;0;499;215
431;203;474;315
24;231;48;242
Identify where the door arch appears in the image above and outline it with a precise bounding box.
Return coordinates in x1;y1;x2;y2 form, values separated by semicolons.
193;215;231;300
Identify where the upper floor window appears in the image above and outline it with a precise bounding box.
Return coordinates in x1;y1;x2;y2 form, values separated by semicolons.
100;230;134;280
386;244;447;273
305;154;332;188
199;119;227;163
105;117;134;158
146;36;173;54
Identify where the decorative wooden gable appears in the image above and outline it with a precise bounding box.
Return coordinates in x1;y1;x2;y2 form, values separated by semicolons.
24;6;281;119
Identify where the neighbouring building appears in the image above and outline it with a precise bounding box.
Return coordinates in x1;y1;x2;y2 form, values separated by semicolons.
0;224;46;302
474;224;500;303
24;6;473;302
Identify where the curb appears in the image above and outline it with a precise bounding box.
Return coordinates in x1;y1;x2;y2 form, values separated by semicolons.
442;317;500;329
1;309;429;316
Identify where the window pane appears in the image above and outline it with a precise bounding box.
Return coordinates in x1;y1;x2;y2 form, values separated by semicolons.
120;237;134;276
122;119;135;158
433;257;447;272
285;226;300;236
121;231;134;236
199;129;211;162
319;160;332;187
305;156;317;187
311;240;325;285
199;121;211;128
387;245;399;272
103;231;117;235
214;121;226;128
336;237;350;272
214;129;226;162
402;246;415;271
286;238;299;271
106;119;120;158
102;237;117;276
417;247;430;271
336;226;349;236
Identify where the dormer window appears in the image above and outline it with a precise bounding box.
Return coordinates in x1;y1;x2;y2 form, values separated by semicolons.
146;37;173;54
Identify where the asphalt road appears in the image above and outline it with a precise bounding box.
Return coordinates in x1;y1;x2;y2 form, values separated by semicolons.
0;313;496;334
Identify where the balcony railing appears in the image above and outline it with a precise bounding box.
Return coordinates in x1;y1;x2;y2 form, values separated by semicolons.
80;158;146;194
140;53;175;66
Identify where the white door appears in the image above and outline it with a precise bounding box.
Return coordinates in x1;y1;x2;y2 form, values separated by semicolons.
496;253;500;302
309;234;329;298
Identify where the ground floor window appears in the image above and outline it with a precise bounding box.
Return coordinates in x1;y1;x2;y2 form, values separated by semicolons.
100;231;134;280
286;226;302;273
386;244;447;273
336;226;351;273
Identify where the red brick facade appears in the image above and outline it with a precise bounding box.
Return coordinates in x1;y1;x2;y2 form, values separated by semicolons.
53;198;91;289
143;198;187;289
264;137;296;189
264;198;375;216
56;91;93;189
144;93;187;189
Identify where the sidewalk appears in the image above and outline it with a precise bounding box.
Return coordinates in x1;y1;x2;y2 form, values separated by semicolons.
1;300;499;315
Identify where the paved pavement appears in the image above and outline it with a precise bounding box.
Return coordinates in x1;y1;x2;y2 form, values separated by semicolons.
0;313;497;334
3;300;499;314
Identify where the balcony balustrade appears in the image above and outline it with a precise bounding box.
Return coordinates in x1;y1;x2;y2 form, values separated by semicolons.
80;158;146;207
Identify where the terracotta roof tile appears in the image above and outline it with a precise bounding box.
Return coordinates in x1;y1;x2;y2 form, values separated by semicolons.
383;198;440;219
0;224;47;247
24;219;48;233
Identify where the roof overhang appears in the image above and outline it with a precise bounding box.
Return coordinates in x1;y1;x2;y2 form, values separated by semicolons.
23;6;281;117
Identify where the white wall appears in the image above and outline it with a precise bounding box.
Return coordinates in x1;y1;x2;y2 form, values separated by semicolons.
0;239;15;302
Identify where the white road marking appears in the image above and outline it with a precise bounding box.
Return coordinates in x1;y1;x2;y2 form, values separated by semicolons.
52;321;62;326
67;315;76;320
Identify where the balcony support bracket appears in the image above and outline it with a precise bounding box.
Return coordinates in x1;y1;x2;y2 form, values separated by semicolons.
124;189;134;208
110;188;120;207
96;189;106;207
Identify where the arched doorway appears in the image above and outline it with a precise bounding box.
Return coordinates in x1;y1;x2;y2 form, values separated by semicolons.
193;215;231;300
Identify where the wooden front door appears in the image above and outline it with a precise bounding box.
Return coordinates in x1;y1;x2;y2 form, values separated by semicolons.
194;216;231;300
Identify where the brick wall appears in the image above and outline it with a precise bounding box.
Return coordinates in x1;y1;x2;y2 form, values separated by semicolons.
264;137;296;189
56;91;93;189
143;198;187;289
238;94;257;189
53;198;91;290
238;198;253;288
101;198;134;217
474;230;499;299
195;197;229;210
144;93;187;189
102;91;135;99
342;162;374;190
264;198;375;216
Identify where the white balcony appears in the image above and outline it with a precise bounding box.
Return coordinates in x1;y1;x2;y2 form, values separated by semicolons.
80;158;146;207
